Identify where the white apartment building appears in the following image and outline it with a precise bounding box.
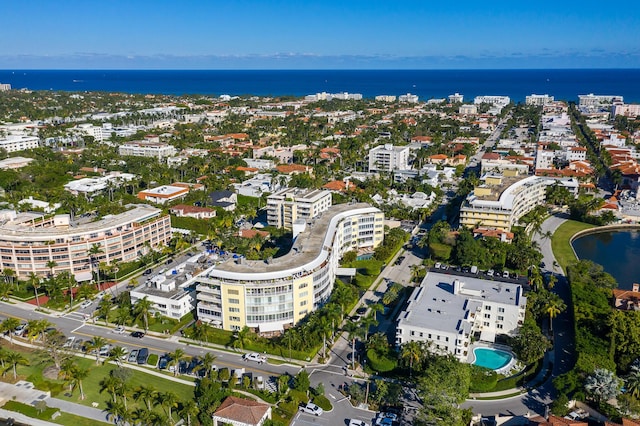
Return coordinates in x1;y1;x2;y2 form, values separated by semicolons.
194;203;384;332
375;95;397;102
0;83;11;91
234;173;282;198
131;255;203;319
535;148;556;171
612;104;640;118
449;93;464;103
368;143;411;172
0;135;39;153
266;188;332;229
75;123;107;142
579;93;623;107
64;173;137;198
119;141;177;160
0;205;171;279
565;147;588;162
459;174;552;231
396;272;526;362
526;94;555;106
398;93;419;103
459;105;478;115
474;96;511;107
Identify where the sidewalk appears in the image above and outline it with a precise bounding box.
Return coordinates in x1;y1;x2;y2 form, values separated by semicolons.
46;398;110;424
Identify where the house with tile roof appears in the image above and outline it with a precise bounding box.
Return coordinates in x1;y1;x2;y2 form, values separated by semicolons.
212;396;271;426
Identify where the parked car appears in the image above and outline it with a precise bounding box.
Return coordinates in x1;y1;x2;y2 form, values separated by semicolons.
350;420;371;426
62;336;75;348
131;331;145;338
503;270;510;278
13;324;27;337
112;325;126;334
486;269;494;277
158;355;169;370
243;353;267;364
356;307;368;315
299;402;323;416
127;349;139;363
71;339;85;351
434;262;441;269
98;344;112;357
137;348;149;365
143;269;153;276
80;300;92;309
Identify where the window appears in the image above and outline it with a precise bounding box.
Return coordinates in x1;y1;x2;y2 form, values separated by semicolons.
497;316;504;321
300;300;307;306
410;331;415;336
483;321;490;327
228;289;239;295
497;324;504;329
228;298;239;304
229;307;240;313
498;307;505;313
485;306;491;311
484;313;491;319
229;316;240;322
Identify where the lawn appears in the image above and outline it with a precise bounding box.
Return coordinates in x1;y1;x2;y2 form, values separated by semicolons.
1;401;110;426
550;220;595;272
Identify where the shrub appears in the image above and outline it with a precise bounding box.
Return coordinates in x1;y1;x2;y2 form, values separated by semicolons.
312;394;332;411
366;349;397;373
469;365;498;393
288;389;309;404
429;242;452;260
146;354;158;366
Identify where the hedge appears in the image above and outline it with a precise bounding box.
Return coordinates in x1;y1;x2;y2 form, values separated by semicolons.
366;349;397;373
313;394;333;411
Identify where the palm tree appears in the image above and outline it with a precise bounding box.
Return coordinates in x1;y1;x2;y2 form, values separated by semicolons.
345;322;366;370
132;406;155;425
0;283;13;301
232;326;252;350
178;400;199;426
108;346;127;366
70;366;89;400
86;336;108;364
133;385;157;411
545;292;566;332
168;348;186;377
2;268;16;288
318;317;332;361
1;317;20;345
133;296;154;331
400;341;423;378
626;366;640;399
27;272;42;309
45;260;58;277
4;350;29;379
26;319;49;342
88;243;104;291
197;353;217;378
281;329;299;360
369;303;384;322
100;374;120;403
97;297;113;325
155;391;179;423
104;399;127;425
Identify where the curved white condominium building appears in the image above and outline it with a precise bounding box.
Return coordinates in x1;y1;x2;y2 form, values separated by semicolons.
460;174;551;231
0;205;171;279
195;203;384;333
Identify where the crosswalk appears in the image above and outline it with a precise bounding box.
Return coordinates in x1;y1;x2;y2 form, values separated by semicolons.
63;312;90;322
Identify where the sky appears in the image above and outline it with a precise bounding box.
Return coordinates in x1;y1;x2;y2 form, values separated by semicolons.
1;0;639;69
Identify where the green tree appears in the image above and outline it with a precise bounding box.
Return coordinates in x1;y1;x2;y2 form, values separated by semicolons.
133;385;157;411
401;341;424;378
293;370;311;394
88;243;104;291
4;350;29;379
133;296;154;331
178;399;199;426
584;368;621;404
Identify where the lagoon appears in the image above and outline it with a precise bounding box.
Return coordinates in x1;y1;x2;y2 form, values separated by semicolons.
571;230;640;290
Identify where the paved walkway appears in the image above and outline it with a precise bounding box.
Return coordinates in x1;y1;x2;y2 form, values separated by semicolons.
0;408;59;426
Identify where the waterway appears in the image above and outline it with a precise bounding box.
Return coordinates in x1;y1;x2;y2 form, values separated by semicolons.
572;230;640;290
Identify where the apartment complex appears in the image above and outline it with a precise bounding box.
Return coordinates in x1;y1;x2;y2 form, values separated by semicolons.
368;143;411;172
118;141;177;159
459;174;551;231
0;205;171;279
396;272;526;362
137;185;190;205
194;203;384;333
525;94;555;106
0;135;39;153
266;188;332;229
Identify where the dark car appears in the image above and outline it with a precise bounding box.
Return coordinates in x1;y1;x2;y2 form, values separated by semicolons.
356;307;367;315
131;331;145;338
143;269;152;276
166;258;174;265
158;355;169;370
137;348;149;364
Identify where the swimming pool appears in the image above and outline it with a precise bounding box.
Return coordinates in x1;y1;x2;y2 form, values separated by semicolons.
472;348;513;370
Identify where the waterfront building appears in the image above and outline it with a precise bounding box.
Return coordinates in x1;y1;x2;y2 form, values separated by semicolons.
612;103;640;118
0;135;39;153
0;83;11;91
266;188;332;229
578;93;624;107
474;95;511;106
194;203;384;333
459;174;551;231
448;93;464;103
375;95;396;102
459;104;478;115
396;272;526;362
0;205;171;279
398;93;419;103
368;143;411;172
526;94;555;106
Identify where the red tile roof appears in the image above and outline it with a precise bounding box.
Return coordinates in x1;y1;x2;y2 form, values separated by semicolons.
213;396;270;425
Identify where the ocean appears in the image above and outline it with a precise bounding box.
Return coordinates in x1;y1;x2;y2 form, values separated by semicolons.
1;69;639;103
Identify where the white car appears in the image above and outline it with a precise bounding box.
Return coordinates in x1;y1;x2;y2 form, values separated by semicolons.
62;336;75;348
349;420;370;426
80;300;92;309
299;402;323;416
243;352;267;364
112;325;126;334
13;324;27;337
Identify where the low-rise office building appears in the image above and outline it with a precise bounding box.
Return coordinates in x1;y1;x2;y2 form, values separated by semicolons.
0;135;39;153
194;203;384;333
0;205;171;279
459;173;551;231
396;272;526;362
118;141;177;159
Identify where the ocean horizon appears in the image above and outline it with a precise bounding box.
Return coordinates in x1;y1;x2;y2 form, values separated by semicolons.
1;69;640;103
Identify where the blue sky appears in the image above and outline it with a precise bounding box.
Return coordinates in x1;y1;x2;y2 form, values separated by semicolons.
1;0;639;69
